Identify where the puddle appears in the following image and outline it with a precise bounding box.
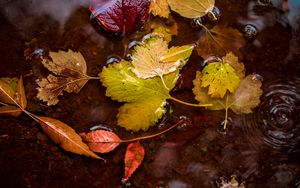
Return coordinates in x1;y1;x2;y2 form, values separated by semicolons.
0;0;299;187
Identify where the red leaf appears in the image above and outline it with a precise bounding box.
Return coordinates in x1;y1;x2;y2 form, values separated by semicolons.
123;141;145;182
90;0;150;35
80;130;122;153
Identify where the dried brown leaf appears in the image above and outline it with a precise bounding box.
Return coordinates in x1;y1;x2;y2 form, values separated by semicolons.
80;130;121;153
37;50;89;106
196;26;246;60
0;105;22;117
37;116;101;159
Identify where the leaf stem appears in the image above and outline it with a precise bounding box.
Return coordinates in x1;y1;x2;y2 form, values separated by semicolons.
169;96;212;107
0;101;8;106
120;118;185;143
159;74;169;90
223;94;229;129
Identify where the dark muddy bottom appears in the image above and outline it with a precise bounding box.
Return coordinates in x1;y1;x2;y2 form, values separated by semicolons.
0;0;300;187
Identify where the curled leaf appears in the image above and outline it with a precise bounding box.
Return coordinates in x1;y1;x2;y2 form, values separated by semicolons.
37;116;101;159
196;26;246;60
90;0;150;35
0;105;22;117
37;50;89;106
123;141;145;182
80;130;121;153
168;0;215;18
149;0;170;18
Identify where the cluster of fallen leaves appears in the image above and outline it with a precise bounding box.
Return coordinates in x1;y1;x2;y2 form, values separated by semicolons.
100;36;195;131
0;74;186;182
0;0;265;184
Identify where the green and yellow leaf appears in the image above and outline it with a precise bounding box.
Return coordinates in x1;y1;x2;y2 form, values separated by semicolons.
100;60;179;131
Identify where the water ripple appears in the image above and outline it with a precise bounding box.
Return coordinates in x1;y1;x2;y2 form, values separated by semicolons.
242;77;300;153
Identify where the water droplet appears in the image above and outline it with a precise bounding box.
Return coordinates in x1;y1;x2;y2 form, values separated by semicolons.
244;24;258;40
105;55;121;65
206;6;221;22
191;17;205;28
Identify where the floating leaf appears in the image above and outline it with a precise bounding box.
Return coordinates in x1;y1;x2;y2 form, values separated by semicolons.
193;53;263;114
201;62;240;98
168;0;215;18
196;26;246;60
17;76;27;109
90;0;150;35
80;130;122;153
131;37;193;79
149;0;170;18
37;50;89;106
0;105;22;117
100;60;179;131
37;116;101;159
123;141;145;182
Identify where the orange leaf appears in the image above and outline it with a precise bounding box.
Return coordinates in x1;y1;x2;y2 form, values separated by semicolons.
0;105;22;117
37;116;101;159
123;141;145;182
17;76;27;109
80;130;121;153
196;26;245;60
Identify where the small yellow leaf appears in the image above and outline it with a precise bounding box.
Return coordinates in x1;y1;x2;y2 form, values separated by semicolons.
150;0;170;18
0;79;18;105
160;45;195;63
17;76;27;109
201;62;240;98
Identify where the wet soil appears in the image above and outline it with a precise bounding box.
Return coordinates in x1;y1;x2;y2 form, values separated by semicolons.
0;0;300;187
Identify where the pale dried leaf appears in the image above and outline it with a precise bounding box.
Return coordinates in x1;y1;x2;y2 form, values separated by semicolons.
168;0;215;18
230;74;263;114
37;50;89;106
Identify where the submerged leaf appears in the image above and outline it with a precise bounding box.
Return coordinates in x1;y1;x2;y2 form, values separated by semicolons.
100;60;179;131
131;37;193;79
123;141;145;182
202;62;240;98
37;50;89;106
0;105;22;117
80;130;121;153
90;0;150;35
168;0;215;18
196;26;246;60
37;116;101;159
149;0;170;18
150;18;178;43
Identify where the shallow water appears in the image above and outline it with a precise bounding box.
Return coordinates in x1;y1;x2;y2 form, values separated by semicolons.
0;0;299;187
